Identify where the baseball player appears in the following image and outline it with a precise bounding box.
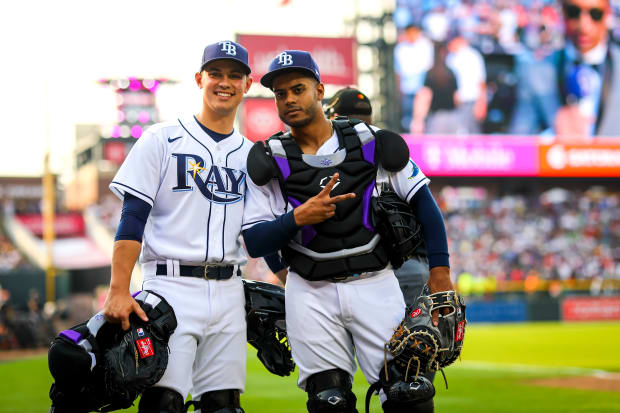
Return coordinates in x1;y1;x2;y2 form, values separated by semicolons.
103;40;253;413
323;87;432;308
324;86;437;391
242;51;452;413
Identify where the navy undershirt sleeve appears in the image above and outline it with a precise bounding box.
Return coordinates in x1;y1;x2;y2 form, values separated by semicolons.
264;253;287;273
114;193;152;242
409;185;450;268
242;210;299;258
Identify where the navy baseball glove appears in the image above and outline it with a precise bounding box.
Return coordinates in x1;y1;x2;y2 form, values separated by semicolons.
243;279;295;377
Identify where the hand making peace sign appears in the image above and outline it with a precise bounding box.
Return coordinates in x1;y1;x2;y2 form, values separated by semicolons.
293;173;356;226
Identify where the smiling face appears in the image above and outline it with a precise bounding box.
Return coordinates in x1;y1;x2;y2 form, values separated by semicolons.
271;70;324;128
195;59;252;116
563;0;611;54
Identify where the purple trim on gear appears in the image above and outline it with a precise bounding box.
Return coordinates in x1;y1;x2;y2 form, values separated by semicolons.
132;291;142;298
60;329;82;344
274;157;291;180
361;139;376;165
288;196;317;246
362;180;375;232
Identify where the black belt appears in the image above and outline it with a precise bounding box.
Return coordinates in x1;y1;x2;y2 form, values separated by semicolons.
155;264;236;280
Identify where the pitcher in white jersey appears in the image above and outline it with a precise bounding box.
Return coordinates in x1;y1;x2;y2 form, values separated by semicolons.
103;40;253;413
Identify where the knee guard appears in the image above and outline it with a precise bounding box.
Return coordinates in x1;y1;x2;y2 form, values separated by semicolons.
138;387;185;413
184;389;244;413
306;369;358;413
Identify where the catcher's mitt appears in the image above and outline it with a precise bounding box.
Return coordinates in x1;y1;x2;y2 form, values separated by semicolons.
48;290;177;413
371;185;423;270
387;290;466;383
102;290;177;402
243;279;295;376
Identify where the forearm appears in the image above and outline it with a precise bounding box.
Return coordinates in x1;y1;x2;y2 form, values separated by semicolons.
410;186;449;268
264;253;287;273
243;210;299;258
110;240;142;291
428;265;454;292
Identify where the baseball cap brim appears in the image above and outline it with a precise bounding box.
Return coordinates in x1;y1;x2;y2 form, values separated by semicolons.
201;57;251;75
260;67;320;89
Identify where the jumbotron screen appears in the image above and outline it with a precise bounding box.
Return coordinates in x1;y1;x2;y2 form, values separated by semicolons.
392;0;620;176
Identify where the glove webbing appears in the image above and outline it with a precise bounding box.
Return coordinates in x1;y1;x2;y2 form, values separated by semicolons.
386;328;439;382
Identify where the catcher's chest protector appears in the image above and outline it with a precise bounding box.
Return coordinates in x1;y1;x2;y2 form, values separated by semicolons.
268;120;390;280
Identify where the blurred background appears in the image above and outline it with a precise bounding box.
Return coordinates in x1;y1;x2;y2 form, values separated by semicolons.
0;0;618;392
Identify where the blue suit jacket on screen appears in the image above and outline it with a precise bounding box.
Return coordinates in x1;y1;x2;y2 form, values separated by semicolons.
509;42;620;137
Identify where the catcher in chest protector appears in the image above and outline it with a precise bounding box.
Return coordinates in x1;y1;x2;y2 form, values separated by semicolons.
242;49;463;413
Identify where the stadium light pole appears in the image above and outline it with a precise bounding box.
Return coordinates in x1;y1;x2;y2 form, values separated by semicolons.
351;0;399;130
43;81;56;304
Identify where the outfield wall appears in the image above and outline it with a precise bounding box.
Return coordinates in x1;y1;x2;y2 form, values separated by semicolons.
466;293;620;323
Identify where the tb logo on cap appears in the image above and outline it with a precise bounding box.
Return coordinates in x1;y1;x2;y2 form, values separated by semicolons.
277;52;293;66
219;41;237;56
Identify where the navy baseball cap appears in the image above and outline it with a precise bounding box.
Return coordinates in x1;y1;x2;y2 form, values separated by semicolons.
201;40;251;74
324;87;372;118
260;50;321;89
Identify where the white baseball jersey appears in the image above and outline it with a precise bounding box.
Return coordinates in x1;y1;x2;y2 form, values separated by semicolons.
110;115;254;266
242;123;430;390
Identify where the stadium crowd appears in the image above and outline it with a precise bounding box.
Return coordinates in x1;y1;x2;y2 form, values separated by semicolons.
396;0;570;54
442;186;620;289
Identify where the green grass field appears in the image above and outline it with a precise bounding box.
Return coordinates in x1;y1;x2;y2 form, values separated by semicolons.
1;321;619;413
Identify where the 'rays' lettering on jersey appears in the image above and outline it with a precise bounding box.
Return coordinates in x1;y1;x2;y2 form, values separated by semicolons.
172;153;246;204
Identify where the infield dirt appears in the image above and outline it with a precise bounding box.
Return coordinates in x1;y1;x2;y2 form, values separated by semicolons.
531;374;620;392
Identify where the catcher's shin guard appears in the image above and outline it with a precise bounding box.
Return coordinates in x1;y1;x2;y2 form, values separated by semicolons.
382;398;434;413
138;387;185;413
365;361;435;413
306;369;358;413
184;389;245;413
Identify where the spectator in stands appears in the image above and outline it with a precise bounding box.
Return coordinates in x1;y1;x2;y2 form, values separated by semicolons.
411;41;461;134
446;29;488;134
394;22;434;131
510;0;620;138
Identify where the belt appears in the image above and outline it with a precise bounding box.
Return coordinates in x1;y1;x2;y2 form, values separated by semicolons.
330;272;377;283
155;264;237;280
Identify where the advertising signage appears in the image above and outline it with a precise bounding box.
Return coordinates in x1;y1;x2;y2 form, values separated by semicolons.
236;34;356;86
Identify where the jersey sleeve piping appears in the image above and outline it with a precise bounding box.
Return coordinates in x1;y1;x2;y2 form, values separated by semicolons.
241;219;269;230
405;177;431;203
110;181;155;206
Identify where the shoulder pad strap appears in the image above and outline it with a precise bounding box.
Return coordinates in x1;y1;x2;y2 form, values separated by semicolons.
59;322;90;344
248;141;279;186
139;290;178;339
375;129;410;172
267;139;287;158
353;122;376;145
333;119;362;150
